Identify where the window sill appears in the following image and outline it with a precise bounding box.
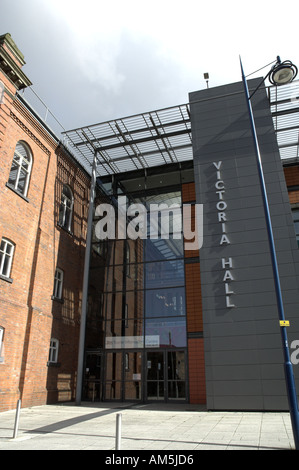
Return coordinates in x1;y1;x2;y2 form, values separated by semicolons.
51;295;64;304
47;361;61;367
6;183;30;203
57;222;73;236
0;274;13;284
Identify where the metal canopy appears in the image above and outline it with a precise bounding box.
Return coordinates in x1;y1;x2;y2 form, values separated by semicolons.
62;81;299;177
269;79;299;162
62;104;192;177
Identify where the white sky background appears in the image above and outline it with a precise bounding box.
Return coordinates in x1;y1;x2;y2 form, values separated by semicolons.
1;0;299;132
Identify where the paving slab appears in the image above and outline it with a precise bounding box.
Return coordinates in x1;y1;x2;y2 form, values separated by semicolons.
0;402;296;451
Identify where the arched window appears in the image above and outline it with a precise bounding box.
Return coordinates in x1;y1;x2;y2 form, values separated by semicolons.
8;141;32;197
58;184;73;231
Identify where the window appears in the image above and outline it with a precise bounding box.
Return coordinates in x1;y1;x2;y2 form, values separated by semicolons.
58;185;73;231
53;268;64;299
0;238;15;279
48;338;59;363
0;327;4;363
8;141;32;197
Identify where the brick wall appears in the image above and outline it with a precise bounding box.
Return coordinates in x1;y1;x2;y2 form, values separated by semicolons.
188;338;206;404
0;82;56;410
284;166;299;204
0;40;89;411
182;182;206;404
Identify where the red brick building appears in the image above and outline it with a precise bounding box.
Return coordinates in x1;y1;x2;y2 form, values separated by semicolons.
0;33;90;411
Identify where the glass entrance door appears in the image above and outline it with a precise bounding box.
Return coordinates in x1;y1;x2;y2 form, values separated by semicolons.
146;350;186;401
83;352;103;401
99;349;187;402
146;351;165;400
104;351;143;401
167;350;186;400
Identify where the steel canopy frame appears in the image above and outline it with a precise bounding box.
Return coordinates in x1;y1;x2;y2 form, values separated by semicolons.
62;104;192;177
269;80;299;162
62;81;299;178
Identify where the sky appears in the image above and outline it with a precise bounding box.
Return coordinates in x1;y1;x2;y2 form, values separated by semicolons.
1;0;299;134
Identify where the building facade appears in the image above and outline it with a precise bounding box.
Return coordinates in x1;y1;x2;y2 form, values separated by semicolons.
84;164;205;404
189;80;299;410
1;33;299;412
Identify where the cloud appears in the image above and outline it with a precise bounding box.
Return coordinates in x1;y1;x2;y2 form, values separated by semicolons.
1;0;299;132
63;32;190;127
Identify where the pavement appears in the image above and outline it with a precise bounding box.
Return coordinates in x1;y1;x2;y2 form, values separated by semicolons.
0;402;296;451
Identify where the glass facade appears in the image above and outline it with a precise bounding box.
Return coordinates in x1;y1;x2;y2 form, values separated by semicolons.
84;164;194;402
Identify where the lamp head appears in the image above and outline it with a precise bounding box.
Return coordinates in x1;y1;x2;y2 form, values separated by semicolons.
269;58;298;86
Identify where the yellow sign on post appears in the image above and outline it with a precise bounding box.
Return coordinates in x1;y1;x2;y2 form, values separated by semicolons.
280;320;290;327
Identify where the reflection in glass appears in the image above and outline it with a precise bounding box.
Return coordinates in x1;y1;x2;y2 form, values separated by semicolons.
106;352;122;381
105;319;143;342
83;353;102;401
89;180;189;401
144;237;184;261
146;351;165;400
167;351;185;380
145;287;185;317
105;352;122;399
103;292;144;322
125;381;142;400
105;381;122;400
145;318;186;348
147;352;164;380
90;264;144;292
124;351;142;400
124;352;142;376
145;260;185;288
90;238;143;268
168;381;186;400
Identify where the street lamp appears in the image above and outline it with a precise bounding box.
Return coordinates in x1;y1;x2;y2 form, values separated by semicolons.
240;56;299;450
269;57;298;85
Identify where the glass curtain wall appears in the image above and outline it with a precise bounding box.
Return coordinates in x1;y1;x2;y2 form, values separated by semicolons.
85;167;192;402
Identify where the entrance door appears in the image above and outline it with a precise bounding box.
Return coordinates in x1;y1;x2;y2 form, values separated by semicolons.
167;350;186;401
83;352;103;401
104;351;143;401
146;350;186;401
146;351;165;400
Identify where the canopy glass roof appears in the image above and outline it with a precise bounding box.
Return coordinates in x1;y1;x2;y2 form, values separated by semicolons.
269;80;299;162
62;104;192;177
62;81;299;177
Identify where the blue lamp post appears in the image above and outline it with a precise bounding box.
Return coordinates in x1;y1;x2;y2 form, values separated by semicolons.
240;56;299;450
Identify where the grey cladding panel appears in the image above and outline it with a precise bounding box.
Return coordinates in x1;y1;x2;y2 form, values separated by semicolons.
190;79;299;411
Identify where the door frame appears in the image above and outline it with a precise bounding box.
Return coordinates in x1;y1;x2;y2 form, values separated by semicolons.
104;349;143;402
145;348;188;403
83;350;104;402
86;348;189;403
